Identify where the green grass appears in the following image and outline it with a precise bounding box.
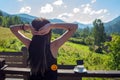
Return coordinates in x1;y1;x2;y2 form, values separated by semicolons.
0;27;115;80
0;27;112;70
58;42;111;70
0;27;29;51
0;27;15;39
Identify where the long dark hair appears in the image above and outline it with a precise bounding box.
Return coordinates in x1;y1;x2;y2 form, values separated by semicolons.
28;18;51;76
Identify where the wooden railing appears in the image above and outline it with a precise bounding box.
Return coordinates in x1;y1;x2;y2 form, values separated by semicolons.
0;47;120;80
0;47;28;68
1;65;120;80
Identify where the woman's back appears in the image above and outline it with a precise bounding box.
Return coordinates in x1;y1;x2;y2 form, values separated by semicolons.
28;35;57;80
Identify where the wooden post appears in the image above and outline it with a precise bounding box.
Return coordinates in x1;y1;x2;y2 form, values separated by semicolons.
21;47;28;67
0;70;5;80
0;58;5;80
21;47;30;80
0;58;5;68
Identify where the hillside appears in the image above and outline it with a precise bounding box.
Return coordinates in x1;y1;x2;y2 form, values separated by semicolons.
12;13;37;23
1;9;120;34
0;27;112;70
0;9;88;29
0;27;32;51
104;16;120;34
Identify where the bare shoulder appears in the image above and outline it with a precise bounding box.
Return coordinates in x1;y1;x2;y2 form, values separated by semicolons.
49;23;78;58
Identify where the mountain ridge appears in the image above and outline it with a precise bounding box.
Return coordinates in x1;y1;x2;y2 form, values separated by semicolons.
0;10;88;29
104;16;120;34
0;9;120;34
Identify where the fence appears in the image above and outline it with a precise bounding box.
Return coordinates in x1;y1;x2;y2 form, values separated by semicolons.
0;47;120;80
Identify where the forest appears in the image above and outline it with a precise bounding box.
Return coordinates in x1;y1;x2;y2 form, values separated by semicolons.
0;11;120;80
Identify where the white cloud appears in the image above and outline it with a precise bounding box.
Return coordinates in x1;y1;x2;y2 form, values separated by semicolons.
40;4;53;13
18;0;23;2
83;4;92;14
90;9;108;15
103;9;108;13
19;6;31;13
53;0;63;6
91;0;96;3
37;1;109;24
82;4;108;15
73;8;80;13
81;4;85;7
98;15;104;19
58;13;73;20
64;5;67;8
68;3;110;24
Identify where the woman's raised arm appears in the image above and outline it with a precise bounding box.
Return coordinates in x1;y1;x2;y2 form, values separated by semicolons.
10;24;31;48
50;23;78;48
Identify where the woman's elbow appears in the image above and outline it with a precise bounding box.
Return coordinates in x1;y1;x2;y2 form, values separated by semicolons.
10;25;17;32
74;24;78;29
72;24;78;31
10;25;14;30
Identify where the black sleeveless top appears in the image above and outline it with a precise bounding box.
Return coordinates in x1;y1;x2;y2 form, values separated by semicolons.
28;35;57;76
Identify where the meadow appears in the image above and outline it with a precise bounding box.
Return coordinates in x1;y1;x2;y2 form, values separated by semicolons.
0;27;112;69
0;27;116;80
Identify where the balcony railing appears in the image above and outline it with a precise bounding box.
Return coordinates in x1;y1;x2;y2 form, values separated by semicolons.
0;47;120;80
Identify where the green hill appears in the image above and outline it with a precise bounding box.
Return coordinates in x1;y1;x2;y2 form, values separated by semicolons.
0;27;112;70
0;27;31;51
1;27;118;80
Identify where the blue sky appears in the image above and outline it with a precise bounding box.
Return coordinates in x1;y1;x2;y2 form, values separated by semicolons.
0;0;120;24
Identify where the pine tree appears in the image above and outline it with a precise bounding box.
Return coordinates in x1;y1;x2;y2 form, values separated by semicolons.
0;11;3;16
0;16;3;26
0;11;3;26
106;34;120;69
93;19;106;53
93;19;106;46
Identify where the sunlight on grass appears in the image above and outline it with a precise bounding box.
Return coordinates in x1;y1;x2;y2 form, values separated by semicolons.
0;27;112;71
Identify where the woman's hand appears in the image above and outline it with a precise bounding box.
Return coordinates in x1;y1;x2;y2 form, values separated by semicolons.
31;23;51;35
38;23;51;35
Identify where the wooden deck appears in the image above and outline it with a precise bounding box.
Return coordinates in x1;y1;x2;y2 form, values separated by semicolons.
4;67;120;77
0;47;120;80
2;66;120;80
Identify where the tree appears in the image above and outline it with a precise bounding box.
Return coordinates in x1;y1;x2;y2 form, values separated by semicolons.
0;11;3;16
106;34;120;70
92;19;106;53
13;16;22;24
72;30;80;38
1;17;7;27
80;27;90;44
52;29;65;35
93;19;106;46
0;11;3;26
1;15;24;27
0;16;3;26
82;27;90;38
